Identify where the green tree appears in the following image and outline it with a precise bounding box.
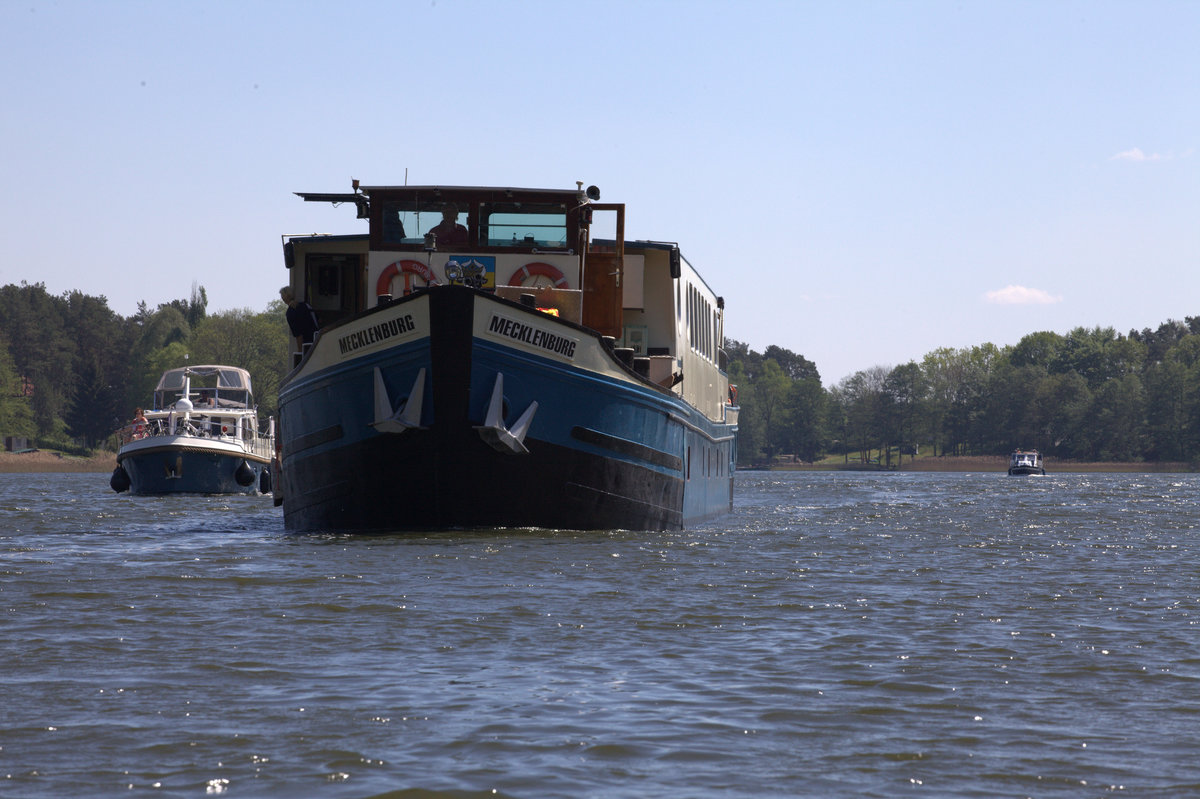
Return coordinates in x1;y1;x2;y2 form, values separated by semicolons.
189;304;290;419
782;376;826;462
126;305;192;412
754;359;793;460
762;344;821;383
920;345;999;455
0;334;35;440
1053;326;1145;388
725;359;762;464
63;291;134;447
884;362;927;464
837;366;889;463
1142;359;1191;460
0;283;75;440
824;383;849;458
726;339;827;465
984;362;1051;451
161;283;208;329
1009;331;1065;370
919;348;956;456
1030;371;1091;458
139;341;193;410
1131;319;1192;364
1143;335;1200;461
1086;373;1146;461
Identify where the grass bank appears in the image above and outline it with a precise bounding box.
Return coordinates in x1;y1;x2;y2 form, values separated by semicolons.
0;450;116;474
766;455;1195;473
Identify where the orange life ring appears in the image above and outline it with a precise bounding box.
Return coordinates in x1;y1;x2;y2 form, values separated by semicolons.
377;259;439;297
221;423;231;435
508;261;569;289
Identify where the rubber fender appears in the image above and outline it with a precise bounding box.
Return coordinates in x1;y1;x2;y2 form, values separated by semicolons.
235;460;256;487
110;465;130;493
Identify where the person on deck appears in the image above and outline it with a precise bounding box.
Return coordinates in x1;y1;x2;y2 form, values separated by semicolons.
132;408;148;439
280;286;319;351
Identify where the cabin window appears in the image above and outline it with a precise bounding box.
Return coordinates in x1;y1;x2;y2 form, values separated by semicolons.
692;286;699;352
378;198;471;247
691;284;700;350
686;284;717;362
713;308;720;361
481;202;567;247
700;303;710;359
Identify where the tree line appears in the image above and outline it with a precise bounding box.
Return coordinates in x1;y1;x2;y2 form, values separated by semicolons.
728;318;1200;466
4;279;1198;467
0;282;289;454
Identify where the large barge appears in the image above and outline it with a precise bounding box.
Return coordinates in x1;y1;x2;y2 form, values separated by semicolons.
275;181;737;532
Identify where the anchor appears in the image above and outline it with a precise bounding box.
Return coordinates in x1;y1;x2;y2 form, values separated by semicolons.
371;367;427;433
474;372;537;455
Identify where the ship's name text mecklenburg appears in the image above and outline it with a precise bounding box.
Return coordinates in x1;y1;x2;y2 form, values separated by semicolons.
338;315;417;355
488;314;577;359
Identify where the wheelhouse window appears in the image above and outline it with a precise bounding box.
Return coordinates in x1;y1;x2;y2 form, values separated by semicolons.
378;198;471;248
373;193;574;251
481;202;567;248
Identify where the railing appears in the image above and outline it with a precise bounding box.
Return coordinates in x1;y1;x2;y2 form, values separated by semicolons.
117;416;275;458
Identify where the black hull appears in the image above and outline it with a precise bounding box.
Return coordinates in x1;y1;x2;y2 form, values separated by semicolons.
1007;467;1045;476
118;447;268;495
277;286;727;533
283;429;683;532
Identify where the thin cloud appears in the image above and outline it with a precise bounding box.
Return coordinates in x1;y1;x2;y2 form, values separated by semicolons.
1111;147;1162;162
985;285;1062;305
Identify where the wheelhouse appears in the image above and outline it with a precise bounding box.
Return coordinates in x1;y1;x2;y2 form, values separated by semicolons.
283;183;733;421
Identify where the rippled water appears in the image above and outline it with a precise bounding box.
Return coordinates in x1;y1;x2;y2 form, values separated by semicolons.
3;470;1200;797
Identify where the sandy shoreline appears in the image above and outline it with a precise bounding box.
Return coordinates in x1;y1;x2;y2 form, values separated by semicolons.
0;450;117;474
771;455;1195;473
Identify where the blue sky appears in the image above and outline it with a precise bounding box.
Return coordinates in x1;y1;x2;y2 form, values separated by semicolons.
2;0;1197;384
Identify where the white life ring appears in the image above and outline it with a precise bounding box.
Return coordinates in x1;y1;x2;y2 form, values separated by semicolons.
508;261;568;289
377;259;440;297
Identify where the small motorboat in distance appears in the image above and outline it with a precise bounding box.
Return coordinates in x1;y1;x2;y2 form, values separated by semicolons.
110;365;275;495
1007;449;1045;476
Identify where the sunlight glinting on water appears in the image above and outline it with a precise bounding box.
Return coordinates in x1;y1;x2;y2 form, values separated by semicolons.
2;470;1200;797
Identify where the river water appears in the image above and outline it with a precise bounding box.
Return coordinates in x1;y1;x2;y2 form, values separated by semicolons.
2;470;1199;798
